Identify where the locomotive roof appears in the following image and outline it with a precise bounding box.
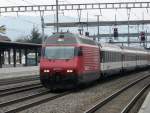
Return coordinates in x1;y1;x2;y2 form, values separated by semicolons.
122;46;146;51
121;46;148;54
44;32;148;53
99;42;148;54
44;32;96;45
99;43;122;52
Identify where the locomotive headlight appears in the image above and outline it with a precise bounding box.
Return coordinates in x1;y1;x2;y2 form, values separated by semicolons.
67;69;73;73
44;69;50;73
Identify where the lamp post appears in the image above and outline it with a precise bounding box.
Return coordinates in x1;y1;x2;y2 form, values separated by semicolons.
95;15;100;41
56;0;59;32
127;8;131;46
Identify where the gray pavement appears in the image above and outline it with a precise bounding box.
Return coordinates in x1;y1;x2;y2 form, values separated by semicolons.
0;66;39;80
138;92;150;113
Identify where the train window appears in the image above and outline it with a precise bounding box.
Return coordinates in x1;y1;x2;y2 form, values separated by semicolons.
109;52;111;62
108;52;110;62
104;51;106;62
75;47;83;56
105;51;107;62
107;52;109;62
100;51;104;63
116;52;117;62
101;51;123;63
114;52;116;62
113;52;115;62
109;52;120;62
117;52;119;62
45;46;75;59
115;53;116;62
102;51;105;63
119;53;120;61
110;52;112;62
104;51;107;63
112;52;114;62
115;52;117;62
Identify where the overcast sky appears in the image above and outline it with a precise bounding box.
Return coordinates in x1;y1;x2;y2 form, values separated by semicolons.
0;0;150;41
0;0;150;21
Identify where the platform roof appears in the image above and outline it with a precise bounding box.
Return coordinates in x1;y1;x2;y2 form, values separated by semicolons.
0;41;41;49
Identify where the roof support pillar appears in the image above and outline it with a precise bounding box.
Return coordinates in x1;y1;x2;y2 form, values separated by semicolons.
1;50;4;65
25;49;28;66
8;49;11;64
35;48;38;66
13;48;16;67
0;49;2;68
19;49;22;64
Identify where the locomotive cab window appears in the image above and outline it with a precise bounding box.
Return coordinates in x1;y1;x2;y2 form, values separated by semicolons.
75;47;83;56
44;46;75;60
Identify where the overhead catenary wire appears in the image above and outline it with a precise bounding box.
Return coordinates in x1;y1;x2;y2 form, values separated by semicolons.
1;1;150;40
5;0;21;6
20;0;37;5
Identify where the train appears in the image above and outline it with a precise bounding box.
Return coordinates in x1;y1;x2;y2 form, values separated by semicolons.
40;32;150;90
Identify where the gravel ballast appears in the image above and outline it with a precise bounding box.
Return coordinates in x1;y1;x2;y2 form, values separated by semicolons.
18;71;150;113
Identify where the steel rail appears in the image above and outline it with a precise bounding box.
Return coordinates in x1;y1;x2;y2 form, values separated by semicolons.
0;76;39;86
0;84;42;97
0;91;49;107
84;74;150;113
0;2;150;13
4;91;71;113
0;82;40;92
120;83;150;113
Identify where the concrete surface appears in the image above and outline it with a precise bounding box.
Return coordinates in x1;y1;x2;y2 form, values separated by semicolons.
138;92;150;113
0;66;39;80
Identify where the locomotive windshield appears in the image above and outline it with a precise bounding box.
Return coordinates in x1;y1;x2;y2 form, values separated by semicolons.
45;46;75;59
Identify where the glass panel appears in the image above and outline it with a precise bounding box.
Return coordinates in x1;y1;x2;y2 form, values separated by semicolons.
45;46;74;59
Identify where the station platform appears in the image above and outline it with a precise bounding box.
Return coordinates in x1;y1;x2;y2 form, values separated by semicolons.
0;66;39;80
138;92;150;113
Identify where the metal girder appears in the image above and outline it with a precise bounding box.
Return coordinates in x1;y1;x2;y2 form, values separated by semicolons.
90;33;150;37
108;41;150;44
0;2;150;13
45;20;150;27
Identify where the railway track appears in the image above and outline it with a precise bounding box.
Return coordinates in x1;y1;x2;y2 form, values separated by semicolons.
0;75;39;86
1;71;149;113
84;74;150;113
120;84;150;113
1;91;72;113
0;90;49;107
0;83;42;97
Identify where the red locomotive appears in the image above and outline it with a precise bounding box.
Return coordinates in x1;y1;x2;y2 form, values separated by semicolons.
40;32;100;89
40;32;150;90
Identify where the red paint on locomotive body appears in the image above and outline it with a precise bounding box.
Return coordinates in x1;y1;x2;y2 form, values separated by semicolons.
40;33;101;89
82;45;100;72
